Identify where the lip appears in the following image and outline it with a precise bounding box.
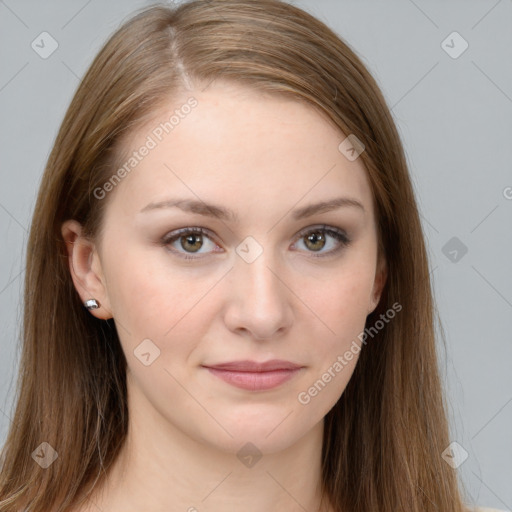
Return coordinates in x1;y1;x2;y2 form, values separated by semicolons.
202;360;304;391
204;359;302;372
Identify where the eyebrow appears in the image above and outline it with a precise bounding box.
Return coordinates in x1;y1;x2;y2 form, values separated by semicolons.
139;196;365;222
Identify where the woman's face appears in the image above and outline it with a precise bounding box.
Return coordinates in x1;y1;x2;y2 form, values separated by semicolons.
70;82;386;454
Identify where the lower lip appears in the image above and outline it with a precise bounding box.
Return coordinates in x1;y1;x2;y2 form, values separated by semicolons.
205;367;301;391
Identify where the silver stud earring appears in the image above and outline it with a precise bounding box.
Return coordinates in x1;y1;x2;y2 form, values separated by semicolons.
84;299;100;310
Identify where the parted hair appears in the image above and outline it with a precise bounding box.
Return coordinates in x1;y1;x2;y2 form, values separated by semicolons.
0;1;469;511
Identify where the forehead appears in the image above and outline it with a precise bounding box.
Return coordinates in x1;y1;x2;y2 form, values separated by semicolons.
109;82;375;221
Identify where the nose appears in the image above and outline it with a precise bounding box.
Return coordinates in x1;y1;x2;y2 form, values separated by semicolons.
223;250;294;340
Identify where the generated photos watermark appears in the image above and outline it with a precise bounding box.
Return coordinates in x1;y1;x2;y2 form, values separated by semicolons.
93;96;198;200
297;301;402;405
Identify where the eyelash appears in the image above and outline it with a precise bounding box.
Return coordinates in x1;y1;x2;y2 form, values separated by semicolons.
160;225;351;261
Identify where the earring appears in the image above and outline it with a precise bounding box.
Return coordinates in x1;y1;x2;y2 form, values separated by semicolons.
84;299;100;310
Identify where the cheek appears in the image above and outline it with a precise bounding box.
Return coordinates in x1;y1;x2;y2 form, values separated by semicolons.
102;229;376;352
104;240;179;315
307;263;375;336
294;274;371;414
300;258;376;389
103;242;222;356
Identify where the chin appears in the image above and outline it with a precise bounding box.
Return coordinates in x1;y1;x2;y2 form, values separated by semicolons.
196;408;318;456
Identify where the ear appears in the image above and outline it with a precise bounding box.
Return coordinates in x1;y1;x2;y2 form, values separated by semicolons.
61;220;113;320
368;253;387;315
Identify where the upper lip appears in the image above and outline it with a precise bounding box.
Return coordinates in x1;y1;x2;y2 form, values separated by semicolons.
202;360;303;372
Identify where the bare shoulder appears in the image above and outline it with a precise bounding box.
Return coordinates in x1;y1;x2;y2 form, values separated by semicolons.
473;507;508;512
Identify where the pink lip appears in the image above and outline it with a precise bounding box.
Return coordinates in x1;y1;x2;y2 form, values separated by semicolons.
202;360;303;391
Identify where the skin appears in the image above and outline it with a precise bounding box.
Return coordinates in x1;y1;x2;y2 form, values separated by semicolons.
62;81;387;512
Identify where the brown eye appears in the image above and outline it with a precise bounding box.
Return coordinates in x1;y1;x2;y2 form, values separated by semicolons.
303;231;326;252
180;233;203;253
161;227;220;260
293;226;350;258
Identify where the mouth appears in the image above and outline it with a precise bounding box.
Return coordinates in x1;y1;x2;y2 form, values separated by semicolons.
201;360;304;391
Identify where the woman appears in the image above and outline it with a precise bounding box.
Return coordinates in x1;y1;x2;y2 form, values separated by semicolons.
0;1;502;511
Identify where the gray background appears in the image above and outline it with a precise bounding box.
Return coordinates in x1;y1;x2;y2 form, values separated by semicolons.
1;0;511;509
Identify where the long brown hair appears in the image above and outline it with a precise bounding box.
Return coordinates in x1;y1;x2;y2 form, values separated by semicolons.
0;1;471;510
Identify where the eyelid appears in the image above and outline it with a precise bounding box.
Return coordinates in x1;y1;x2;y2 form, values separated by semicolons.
294;224;347;240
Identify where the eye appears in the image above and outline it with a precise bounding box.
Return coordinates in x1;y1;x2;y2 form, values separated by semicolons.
161;227;221;260
292;225;351;257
